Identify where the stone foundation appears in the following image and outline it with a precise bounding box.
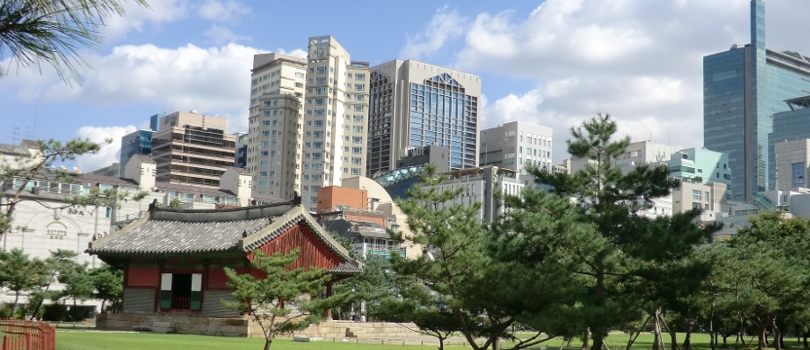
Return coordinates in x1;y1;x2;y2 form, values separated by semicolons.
96;313;250;337
97;314;453;342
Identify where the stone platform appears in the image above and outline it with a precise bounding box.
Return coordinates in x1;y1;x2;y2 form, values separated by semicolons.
95;313;460;343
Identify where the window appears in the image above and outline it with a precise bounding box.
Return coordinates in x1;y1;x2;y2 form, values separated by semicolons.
352;136;363;144
792;162;806;187
355;73;365;80
351;168;361;175
295;82;304;88
295;72;304;78
353;115;363;122
353;105;363;112
353;126;363;133
692;189;701;201
317;67;327;74
352;147;362;154
355;84;365;91
159;273;202;311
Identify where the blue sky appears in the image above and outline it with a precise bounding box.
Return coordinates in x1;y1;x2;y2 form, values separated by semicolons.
2;0;810;170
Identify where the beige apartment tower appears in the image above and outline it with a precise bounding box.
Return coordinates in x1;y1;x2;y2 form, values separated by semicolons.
245;37;369;208
246;53;307;200
301;36;369;207
151;111;235;188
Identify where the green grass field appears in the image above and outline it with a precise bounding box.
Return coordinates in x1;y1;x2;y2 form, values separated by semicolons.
55;330;800;350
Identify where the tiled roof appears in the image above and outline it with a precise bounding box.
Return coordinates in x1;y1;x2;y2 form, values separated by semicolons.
88;201;357;267
329;261;363;274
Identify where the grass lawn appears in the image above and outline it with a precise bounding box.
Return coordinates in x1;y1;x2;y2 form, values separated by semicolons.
56;330;803;350
55;330;460;350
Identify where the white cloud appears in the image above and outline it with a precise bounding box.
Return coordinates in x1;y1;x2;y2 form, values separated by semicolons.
204;24;251;45
400;6;467;60
100;0;188;41
197;0;250;22
0;42;308;139
73;125;137;171
456;0;810;162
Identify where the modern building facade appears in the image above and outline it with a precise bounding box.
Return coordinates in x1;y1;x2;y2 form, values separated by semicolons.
704;0;810;202
480;121;553;175
614;141;680;171
119;129;154;177
301;37;370;208
151;112;235;188
774;138;810;192
367;60;481;177
665;148;732;188
233;132;248;169
246;53;307;201
769;96;810;190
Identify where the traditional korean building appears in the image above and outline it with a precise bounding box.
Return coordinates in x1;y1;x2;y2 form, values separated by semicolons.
87;198;361;336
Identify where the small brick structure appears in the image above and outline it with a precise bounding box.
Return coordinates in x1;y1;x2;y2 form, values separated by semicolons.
96;313;250;337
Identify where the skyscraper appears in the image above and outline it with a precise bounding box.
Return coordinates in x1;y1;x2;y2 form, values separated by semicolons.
367;60;481;176
301;36;370;208
703;0;810;202
246;53;307;201
246;37;369;208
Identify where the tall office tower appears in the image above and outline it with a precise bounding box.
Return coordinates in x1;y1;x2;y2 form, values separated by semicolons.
479;121;553;175
151;111;235;188
300;36;369;207
246;53;307;200
367;60;481;177
704;0;810;202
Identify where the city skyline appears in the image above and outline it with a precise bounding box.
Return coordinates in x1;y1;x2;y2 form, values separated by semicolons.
4;1;810;172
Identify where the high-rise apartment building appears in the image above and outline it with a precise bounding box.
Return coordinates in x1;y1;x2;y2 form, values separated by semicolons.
300;36;369;207
704;0;810;202
479;121;552;175
246;53;307;201
245;37;368;208
151;111;235;188
367;60;480;176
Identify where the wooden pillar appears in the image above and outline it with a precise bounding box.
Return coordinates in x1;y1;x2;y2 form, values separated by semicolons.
325;280;333;319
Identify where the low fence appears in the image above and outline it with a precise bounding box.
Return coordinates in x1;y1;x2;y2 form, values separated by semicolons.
0;319;56;350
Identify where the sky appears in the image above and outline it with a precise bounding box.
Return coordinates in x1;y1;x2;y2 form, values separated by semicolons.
3;0;810;172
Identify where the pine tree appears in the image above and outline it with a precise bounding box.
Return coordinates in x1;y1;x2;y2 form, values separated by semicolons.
388;163;580;350
222;248;337;350
532;114;716;350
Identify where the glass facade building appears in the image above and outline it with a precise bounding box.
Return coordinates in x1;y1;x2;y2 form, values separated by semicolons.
704;0;810;202
368;60;481;176
119;129;154;176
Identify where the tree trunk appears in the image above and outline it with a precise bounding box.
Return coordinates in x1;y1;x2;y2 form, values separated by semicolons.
439;336;445;350
653;308;664;350
757;323;767;350
582;327;591;350
771;318;781;350
100;299;107;314
263;338;272;350
11;291;20;318
723;335;728;347
683;325;693;350
803;333;808;349
590;258;605;350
